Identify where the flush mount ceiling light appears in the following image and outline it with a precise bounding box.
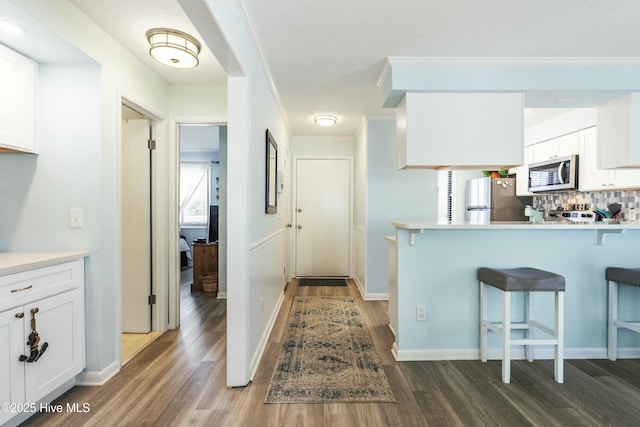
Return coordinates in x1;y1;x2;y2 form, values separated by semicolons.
0;21;26;36
146;28;201;69
314;115;337;126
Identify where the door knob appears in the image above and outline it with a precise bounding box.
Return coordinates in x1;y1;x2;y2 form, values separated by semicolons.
297;208;302;212
297;225;303;229
286;223;292;228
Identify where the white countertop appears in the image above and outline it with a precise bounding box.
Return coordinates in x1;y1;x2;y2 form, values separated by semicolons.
0;251;89;276
392;220;640;230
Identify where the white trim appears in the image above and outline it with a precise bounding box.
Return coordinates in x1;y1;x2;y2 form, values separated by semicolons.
376;59;392;88
75;360;121;386
362;292;388;301
117;91;168;367
170;115;228;331
216;291;227;299
249;228;285;252
391;347;640;361
249;291;285;380
387;56;640;67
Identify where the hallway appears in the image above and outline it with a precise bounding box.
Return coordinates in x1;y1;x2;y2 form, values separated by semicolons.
21;279;640;426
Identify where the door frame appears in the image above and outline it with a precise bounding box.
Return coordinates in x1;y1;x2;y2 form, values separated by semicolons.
116;94;167;366
292;155;354;278
167;117;227;330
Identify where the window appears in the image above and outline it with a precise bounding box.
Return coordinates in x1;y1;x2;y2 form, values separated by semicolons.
180;162;210;226
437;170;454;224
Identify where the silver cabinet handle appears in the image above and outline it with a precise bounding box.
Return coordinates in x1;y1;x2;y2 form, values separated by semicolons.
11;285;33;293
297;225;303;229
286;223;293;228
297;208;302;212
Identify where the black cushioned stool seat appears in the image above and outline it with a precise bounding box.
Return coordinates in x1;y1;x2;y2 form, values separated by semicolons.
478;267;565;292
606;267;640;361
478;267;565;384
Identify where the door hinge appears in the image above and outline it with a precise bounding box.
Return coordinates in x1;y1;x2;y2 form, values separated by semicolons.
148;139;156;150
148;295;156;305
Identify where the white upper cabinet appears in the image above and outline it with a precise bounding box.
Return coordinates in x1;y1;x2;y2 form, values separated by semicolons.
531;132;580;163
598;93;640;169
579;126;640;191
510;145;534;196
0;43;37;153
397;92;524;169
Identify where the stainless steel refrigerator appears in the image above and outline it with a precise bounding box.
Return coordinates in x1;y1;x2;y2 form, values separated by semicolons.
465;177;532;224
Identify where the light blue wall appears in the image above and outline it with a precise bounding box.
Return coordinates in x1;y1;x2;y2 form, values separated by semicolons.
364;120;437;295
395;227;640;358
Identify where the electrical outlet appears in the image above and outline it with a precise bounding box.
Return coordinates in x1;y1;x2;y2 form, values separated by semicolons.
416;304;426;321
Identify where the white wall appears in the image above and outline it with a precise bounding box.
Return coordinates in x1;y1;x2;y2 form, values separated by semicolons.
198;0;291;386
291;136;356;157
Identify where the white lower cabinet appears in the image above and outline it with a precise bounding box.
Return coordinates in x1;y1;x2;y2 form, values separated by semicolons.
0;259;85;426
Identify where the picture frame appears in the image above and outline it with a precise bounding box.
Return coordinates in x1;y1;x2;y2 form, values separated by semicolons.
265;129;278;214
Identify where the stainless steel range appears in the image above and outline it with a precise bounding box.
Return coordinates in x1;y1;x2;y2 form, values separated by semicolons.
548;210;596;223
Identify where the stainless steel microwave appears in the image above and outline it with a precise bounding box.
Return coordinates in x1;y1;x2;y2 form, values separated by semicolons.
528;154;578;192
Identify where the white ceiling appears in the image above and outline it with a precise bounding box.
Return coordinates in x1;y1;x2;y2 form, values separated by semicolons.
7;0;640;137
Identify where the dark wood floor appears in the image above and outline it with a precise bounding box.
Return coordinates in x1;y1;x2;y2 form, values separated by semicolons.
21;274;640;426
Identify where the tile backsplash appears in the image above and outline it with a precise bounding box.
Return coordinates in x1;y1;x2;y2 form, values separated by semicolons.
534;190;639;219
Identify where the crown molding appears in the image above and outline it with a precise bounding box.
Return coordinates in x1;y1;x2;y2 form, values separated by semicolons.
386;56;640;67
236;0;292;137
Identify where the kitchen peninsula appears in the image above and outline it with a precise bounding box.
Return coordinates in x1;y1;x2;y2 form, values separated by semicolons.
388;221;640;362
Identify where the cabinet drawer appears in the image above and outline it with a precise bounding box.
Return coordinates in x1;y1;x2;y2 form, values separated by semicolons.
0;260;83;311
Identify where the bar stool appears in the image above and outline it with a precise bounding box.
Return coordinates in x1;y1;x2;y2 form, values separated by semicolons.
606;267;640;361
478;267;565;384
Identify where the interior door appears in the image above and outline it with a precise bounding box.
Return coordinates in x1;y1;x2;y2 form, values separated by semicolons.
295;158;350;277
121;117;151;333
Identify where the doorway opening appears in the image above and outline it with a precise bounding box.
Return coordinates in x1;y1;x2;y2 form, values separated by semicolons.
120;102;161;364
177;123;227;322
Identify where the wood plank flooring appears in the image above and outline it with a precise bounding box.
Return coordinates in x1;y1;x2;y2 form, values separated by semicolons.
20;276;640;426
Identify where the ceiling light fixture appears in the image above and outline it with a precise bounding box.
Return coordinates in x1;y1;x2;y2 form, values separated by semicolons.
0;21;26;36
314;115;337;126
146;28;201;69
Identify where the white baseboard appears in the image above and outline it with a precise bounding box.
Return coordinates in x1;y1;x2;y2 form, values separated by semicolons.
391;346;640;361
216;292;227;299
352;275;388;301
363;292;388;301
75;360;120;386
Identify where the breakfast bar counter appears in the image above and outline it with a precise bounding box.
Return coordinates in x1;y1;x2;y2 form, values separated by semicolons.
389;221;640;362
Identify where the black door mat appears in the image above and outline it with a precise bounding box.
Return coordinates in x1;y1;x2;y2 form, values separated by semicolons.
298;278;347;287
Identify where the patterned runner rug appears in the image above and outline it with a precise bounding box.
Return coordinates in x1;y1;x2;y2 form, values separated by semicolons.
265;296;396;404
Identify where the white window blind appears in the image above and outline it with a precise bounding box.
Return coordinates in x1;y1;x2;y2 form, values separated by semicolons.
180;162;210;226
437;170;454;224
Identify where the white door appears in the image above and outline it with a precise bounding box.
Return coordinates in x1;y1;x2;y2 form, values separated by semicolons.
121;118;151;333
295;158;350;277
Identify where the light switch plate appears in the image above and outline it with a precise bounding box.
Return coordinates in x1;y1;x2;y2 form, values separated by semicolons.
416;304;426;321
69;208;83;228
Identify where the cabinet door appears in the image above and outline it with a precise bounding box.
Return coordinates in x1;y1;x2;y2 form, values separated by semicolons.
579;127;613;191
0;308;25;425
610;168;640;190
532;140;558;162
23;289;85;403
0;44;36;153
532;132;580;163
398;92;523;168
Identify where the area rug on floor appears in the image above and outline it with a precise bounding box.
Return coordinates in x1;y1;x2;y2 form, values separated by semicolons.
264;296;396;404
298;278;347;286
